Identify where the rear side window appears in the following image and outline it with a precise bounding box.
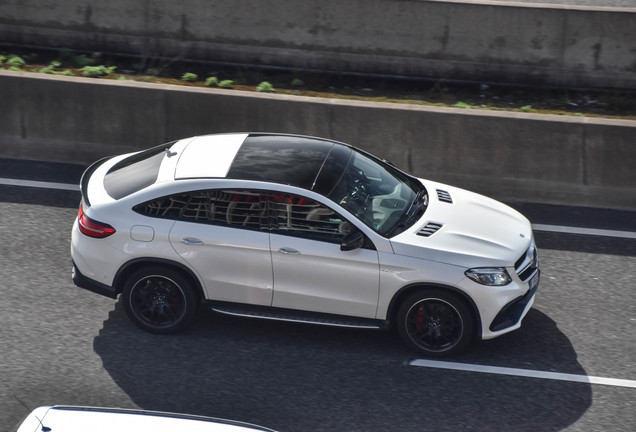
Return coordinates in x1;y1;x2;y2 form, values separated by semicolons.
104;144;169;199
134;190;265;229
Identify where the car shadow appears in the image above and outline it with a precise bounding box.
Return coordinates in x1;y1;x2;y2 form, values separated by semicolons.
93;302;591;432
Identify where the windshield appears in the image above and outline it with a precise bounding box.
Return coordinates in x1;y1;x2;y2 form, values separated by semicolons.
315;147;426;237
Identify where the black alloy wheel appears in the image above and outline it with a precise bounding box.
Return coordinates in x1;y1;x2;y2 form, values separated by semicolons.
122;267;198;334
397;289;474;357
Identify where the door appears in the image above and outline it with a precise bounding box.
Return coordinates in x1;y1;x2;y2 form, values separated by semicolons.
268;193;380;318
168;189;273;305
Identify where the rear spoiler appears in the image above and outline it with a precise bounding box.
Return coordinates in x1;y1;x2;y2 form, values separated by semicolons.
79;157;111;207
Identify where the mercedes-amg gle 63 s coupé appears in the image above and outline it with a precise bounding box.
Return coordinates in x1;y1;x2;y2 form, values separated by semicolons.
72;133;539;357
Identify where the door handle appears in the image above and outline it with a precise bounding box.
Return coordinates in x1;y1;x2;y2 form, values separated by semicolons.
182;237;204;245
278;247;300;254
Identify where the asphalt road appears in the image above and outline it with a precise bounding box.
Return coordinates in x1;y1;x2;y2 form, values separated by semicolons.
1;159;634;432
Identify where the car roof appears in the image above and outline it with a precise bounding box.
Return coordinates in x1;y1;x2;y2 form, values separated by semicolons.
173;133;350;190
18;406;276;432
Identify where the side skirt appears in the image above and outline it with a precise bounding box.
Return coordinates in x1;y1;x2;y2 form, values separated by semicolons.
208;301;388;330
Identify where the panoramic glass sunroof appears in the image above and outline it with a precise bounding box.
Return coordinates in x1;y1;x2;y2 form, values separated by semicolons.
227;135;337;189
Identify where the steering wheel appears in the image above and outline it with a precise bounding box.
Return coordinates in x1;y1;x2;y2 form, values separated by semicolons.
341;169;370;218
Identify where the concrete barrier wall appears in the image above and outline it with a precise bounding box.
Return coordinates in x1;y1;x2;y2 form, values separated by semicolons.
1;70;634;210
1;0;635;89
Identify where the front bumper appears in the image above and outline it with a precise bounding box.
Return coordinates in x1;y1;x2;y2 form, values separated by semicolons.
489;270;540;332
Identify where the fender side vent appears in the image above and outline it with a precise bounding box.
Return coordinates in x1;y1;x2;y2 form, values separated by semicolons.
436;189;453;203
417;222;444;237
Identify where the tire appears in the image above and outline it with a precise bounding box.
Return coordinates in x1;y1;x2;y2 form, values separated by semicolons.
122;267;198;334
396;289;474;357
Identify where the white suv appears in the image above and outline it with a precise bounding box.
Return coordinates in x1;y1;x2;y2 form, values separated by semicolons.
71;133;539;357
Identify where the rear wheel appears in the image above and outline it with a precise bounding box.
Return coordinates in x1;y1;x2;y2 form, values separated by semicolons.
122;267;198;334
397;289;474;357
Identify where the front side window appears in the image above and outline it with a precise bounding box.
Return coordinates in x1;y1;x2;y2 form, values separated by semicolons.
315;148;426;237
268;193;351;243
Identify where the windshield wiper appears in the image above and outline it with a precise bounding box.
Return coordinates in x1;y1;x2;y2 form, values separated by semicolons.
405;188;428;223
385;187;428;237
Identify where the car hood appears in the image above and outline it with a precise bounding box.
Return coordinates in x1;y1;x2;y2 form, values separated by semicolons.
389;180;533;268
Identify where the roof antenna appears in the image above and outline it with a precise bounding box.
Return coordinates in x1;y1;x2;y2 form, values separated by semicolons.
12;395;51;432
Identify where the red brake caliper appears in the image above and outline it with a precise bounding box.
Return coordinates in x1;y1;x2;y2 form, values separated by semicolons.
415;306;424;330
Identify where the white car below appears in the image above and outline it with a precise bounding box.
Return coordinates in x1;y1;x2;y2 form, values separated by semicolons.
71;133;539;357
13;406;276;432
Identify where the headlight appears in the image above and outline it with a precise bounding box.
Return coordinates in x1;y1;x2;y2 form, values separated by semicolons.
465;268;512;286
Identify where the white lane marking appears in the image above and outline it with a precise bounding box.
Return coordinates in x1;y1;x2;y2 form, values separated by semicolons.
533;223;636;240
409;359;636;389
0;178;79;191
1;177;635;240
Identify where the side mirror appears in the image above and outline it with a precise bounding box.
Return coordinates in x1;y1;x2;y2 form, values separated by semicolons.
340;230;365;251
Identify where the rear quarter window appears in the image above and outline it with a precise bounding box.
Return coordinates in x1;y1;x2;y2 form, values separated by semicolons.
134;189;265;230
104;145;168;199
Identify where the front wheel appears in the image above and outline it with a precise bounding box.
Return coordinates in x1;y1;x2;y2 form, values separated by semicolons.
122;267;198;334
396;289;474;357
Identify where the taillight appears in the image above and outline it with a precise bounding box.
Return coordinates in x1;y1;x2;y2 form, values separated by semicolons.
77;205;116;238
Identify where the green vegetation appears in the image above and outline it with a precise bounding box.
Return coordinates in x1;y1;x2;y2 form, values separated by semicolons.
7;55;26;70
256;81;275;93
181;72;198;82
60;48;95;67
73;54;94;67
205;76;219;87
38;60;61;74
81;65;116;77
38;61;72;75
0;47;633;120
